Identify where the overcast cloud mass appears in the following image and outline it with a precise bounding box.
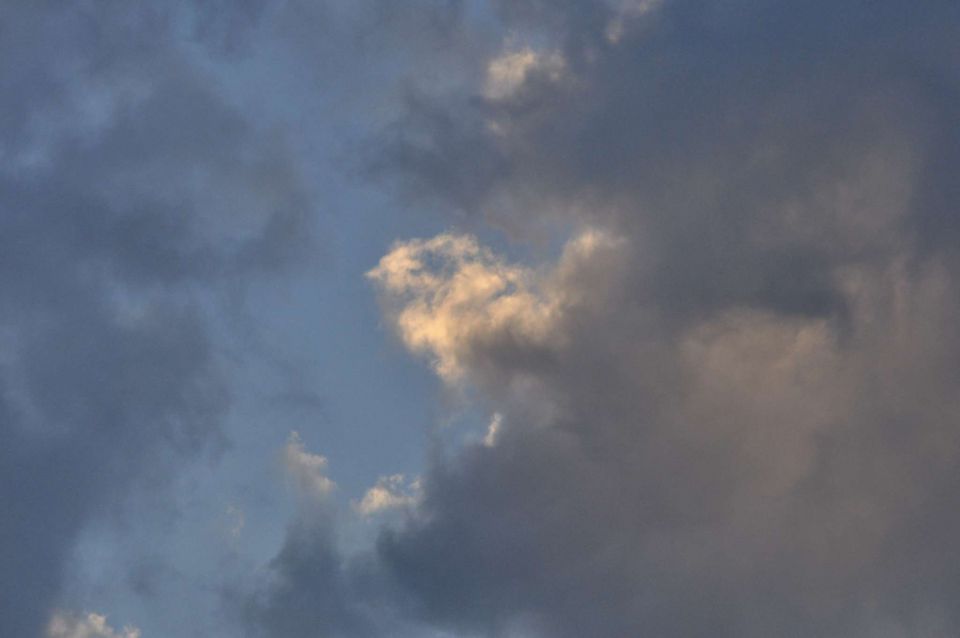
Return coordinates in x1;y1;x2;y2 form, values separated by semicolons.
3;1;960;637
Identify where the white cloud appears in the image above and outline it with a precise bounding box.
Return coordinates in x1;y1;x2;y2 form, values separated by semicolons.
367;229;622;385
47;612;140;638
483;46;565;100
283;431;336;498
354;474;421;516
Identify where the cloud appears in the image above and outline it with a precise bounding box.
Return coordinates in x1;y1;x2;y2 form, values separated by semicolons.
483;46;566;101
0;3;315;635
357;2;960;636
368;229;622;383
354;475;422;516
374;238;960;638
483;413;503;447
240;436;388;638
47;612;140;638
155;0;960;636
284;432;337;498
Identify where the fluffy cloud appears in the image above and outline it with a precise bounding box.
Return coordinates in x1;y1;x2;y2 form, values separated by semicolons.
368;229;622;383
354;475;421;516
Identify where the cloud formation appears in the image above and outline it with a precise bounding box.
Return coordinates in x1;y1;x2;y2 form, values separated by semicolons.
374;243;960;637
0;3;314;635
9;0;960;637
357;1;960;636
368;230;622;383
354;475;421;516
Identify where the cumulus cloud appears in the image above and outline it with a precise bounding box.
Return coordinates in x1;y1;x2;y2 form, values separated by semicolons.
47;612;140;638
358;1;960;636
368;233;557;382
372;237;960;638
367;229;622;383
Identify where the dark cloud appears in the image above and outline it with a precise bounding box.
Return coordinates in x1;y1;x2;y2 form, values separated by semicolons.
242;514;378;638
0;3;314;635
361;1;960;636
381;0;959;319
253;1;960;637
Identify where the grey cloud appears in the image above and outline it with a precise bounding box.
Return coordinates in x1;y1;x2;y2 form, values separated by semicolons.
241;514;382;638
374;241;960;637
380;0;960;322
239;440;409;638
0;3;315;636
357;1;960;637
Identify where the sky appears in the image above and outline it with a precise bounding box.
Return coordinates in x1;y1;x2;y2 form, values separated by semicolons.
2;1;960;637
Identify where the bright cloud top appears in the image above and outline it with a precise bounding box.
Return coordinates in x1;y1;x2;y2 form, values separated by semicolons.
354;474;421;516
367;230;621;383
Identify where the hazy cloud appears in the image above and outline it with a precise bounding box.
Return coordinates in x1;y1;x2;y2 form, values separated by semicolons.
0;3;314;635
46;612;140;638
